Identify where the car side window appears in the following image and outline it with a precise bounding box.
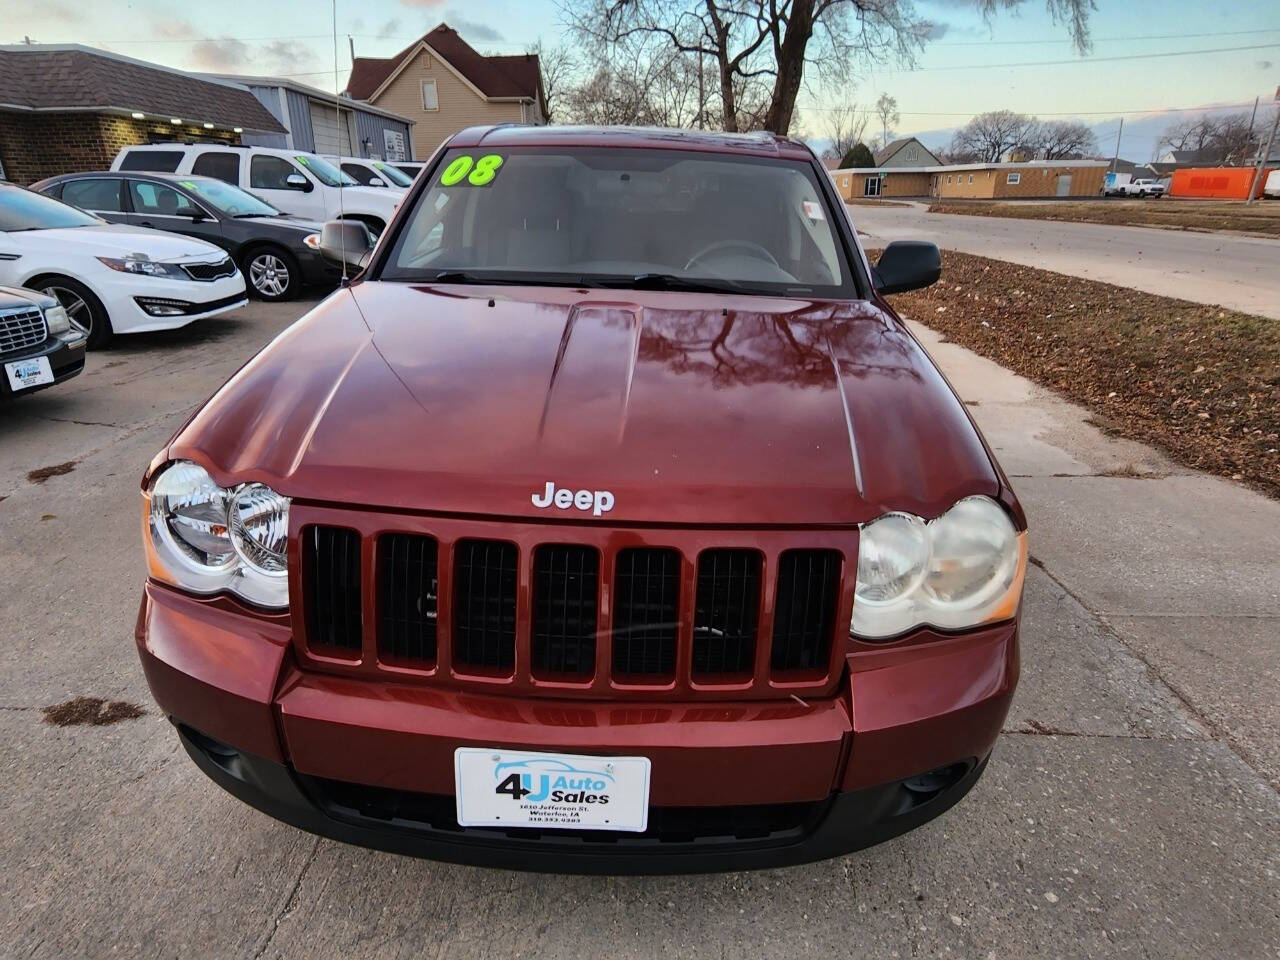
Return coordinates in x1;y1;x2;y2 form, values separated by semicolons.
129;181;202;217
191;152;241;185
118;150;184;172
62;178;124;213
341;163;375;185
250;156;300;190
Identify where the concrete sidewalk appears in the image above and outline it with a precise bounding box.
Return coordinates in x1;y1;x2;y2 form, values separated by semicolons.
907;319;1280;790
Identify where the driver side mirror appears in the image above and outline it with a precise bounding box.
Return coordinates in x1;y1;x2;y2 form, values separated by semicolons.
368;177;386;187
285;173;313;193
873;241;941;295
318;219;373;270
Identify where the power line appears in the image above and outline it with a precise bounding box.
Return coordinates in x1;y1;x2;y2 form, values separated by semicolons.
931;27;1280;46
872;42;1280;75
802;100;1262;117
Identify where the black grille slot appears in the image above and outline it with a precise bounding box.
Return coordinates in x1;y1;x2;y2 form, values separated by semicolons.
771;550;842;672
378;533;438;663
692;549;761;677
453;540;517;670
303;526;362;654
532;545;599;676
612;548;680;677
181;257;236;281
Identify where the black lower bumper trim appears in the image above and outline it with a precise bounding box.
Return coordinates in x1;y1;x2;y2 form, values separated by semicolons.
175;723;990;874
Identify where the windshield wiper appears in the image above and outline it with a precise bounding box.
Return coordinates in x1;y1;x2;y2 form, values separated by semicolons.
625;273;748;295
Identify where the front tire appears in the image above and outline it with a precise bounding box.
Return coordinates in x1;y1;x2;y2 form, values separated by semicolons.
28;275;112;349
241;245;300;301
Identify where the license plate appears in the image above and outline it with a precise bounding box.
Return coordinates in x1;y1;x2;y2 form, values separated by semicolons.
455;748;651;832
5;356;54;391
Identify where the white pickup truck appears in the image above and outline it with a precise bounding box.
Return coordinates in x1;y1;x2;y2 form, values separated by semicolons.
1120;178;1165;198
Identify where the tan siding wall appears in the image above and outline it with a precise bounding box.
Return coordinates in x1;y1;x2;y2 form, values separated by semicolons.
881;172;930;196
937;170;999;199
371;49;525;159
993;165;1106;198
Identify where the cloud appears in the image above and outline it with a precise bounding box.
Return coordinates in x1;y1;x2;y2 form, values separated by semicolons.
400;0;447;7
190;38;252;71
153;19;198;40
189;37;317;75
447;14;504;43
1257;60;1274;70
376;18;403;40
923;21;948;40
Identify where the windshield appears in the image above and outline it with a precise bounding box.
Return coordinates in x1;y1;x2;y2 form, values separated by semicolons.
0;187;102;231
380;147;852;297
295;154;358;187
371;161;414;187
178;179;279;217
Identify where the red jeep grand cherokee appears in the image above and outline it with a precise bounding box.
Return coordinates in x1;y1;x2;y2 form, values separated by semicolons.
137;126;1027;873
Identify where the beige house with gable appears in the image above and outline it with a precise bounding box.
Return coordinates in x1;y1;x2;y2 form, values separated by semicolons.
344;24;546;161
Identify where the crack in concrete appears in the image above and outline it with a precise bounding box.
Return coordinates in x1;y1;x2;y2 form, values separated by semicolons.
40;417;122;428
251;836;320;960
1003;722;1166;740
1031;557;1277;796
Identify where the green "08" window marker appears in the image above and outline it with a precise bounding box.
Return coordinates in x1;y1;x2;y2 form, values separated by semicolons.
439;154;504;187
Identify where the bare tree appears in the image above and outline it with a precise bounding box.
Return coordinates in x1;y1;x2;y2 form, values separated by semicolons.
822;102;868;161
1157;112;1261;163
1033;119;1098;159
949;110;1039;163
873;93;899;150
566;1;1091;135
532;42;577;123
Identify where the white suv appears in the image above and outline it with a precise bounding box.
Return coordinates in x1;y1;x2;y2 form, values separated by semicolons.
323;156;413;191
111;144;400;235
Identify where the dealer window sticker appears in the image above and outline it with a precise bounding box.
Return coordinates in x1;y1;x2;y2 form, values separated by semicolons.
802;200;824;221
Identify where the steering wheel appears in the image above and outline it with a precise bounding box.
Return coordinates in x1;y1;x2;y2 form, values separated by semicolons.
685;239;781;272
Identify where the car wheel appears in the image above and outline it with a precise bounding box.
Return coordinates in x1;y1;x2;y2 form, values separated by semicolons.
243;246;300;301
29;275;112;349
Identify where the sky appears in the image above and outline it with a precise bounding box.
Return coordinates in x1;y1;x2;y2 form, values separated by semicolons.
5;0;1280;161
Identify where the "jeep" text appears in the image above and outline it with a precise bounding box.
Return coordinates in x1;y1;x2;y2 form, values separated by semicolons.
531;481;615;517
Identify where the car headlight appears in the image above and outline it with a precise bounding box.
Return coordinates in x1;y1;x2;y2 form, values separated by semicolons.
43;303;79;336
144;460;290;608
852;495;1026;640
97;255;188;279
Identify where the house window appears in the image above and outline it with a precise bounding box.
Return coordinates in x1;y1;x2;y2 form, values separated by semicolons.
422;79;439;111
1007;172;1021;184
864;176;881;197
968;174;974;183
947;175;952;184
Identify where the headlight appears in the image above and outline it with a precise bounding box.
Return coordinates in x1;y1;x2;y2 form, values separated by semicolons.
144;460;290;608
44;304;71;335
97;255;188;279
852;496;1026;640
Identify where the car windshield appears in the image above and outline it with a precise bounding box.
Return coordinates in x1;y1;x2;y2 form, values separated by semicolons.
370;161;414;187
295;154;358;187
380;147;853;297
0;187;103;231
177;178;279;217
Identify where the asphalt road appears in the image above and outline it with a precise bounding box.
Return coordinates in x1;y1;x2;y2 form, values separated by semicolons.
850;202;1280;320
1;297;1277;959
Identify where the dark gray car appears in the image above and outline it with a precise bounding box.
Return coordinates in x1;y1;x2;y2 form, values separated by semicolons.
33;173;343;301
0;285;86;398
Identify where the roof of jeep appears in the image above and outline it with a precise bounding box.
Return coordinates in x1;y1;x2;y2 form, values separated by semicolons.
447;124;815;161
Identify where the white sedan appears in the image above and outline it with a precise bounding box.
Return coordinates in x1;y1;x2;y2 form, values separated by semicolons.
0;184;247;348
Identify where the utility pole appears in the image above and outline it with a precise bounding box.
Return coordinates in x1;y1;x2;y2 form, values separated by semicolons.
1246;95;1279;205
1110;117;1123;171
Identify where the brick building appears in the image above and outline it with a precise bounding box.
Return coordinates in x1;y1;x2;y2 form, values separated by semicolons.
832;160;1110;201
0;45;285;185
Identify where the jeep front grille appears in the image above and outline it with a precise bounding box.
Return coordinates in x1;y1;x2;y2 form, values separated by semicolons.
297;511;850;699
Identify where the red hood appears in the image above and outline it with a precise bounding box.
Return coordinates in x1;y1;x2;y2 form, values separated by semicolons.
168;282;999;525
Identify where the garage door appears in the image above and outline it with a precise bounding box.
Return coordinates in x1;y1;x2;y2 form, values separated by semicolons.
310;102;353;155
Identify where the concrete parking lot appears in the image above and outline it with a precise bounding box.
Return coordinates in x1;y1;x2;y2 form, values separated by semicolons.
1;296;1277;959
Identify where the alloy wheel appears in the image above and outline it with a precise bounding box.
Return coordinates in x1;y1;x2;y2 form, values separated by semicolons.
42;285;93;337
249;253;290;298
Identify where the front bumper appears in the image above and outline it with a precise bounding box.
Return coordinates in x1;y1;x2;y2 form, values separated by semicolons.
98;272;247;335
0;331;86;398
137;582;1016;872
